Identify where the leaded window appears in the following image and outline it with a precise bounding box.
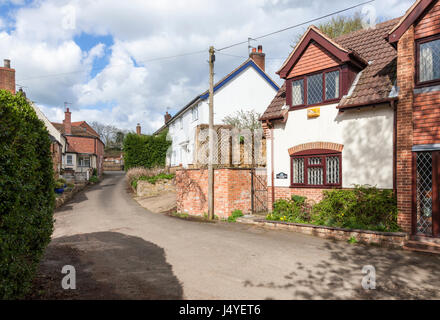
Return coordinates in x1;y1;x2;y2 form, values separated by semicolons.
292;79;304;106
307;73;323;105
325;71;340;100
419;38;440;83
291;151;341;187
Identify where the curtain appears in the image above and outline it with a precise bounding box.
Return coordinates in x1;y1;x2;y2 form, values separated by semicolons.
420;44;434;82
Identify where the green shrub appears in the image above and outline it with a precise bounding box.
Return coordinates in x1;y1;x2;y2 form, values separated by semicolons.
131;172;175;189
57;178;66;185
312;185;399;231
266;186;399;232
228;209;244;222
0;90;55;299
54;181;64;189
123;130;171;170
89;175;99;183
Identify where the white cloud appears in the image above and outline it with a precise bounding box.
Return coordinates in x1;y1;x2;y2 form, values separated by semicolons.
1;0;414;133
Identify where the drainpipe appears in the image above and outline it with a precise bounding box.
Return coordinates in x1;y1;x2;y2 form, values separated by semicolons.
392;100;397;195
266;120;275;211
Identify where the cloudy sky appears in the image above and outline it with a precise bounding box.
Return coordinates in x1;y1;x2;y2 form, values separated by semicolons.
0;0;414;133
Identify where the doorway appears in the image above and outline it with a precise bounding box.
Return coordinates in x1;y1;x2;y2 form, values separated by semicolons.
414;151;440;237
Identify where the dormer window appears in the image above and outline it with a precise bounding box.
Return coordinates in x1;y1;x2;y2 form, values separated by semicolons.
290;68;341;108
417;35;440;86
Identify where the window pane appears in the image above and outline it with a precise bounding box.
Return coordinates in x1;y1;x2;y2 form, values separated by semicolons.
420;39;440;82
307;73;323;105
309;157;321;165
325;71;339;100
308;167;323;185
291;79;304;106
326;156;340;184
292;158;304;184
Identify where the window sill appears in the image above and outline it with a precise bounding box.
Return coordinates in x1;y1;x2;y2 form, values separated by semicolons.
289;99;341;111
290;185;342;189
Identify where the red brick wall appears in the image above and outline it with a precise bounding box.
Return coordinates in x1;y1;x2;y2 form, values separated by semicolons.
51;142;62;178
396;26;415;233
414;1;440;39
176;168;252;218
413;92;440;144
66;136;105;175
268;186;327;208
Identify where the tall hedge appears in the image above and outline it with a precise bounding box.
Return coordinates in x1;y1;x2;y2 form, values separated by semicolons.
0;90;55;299
123;130;171;170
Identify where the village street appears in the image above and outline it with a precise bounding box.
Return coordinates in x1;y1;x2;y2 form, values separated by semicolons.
38;172;440;300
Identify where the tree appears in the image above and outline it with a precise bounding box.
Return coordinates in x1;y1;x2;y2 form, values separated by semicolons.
293;12;364;45
0;90;55;299
90;121;127;150
222;109;262;130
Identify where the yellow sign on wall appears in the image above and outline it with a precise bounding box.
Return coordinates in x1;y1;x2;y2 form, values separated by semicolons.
307;107;320;118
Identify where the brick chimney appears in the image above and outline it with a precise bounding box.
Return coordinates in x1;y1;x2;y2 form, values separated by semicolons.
63;108;72;135
0;59;16;94
249;45;265;71
136;123;141;135
164;111;171;124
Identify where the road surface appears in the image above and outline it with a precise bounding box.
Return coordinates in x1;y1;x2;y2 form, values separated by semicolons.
37;171;440;299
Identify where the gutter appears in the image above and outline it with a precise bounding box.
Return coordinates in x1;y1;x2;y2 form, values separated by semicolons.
337;97;398;111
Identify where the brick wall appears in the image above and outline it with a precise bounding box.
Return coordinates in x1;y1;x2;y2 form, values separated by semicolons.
268;186;327;208
176;168;252;218
396;26;415;233
414;1;440;39
51;142;62;178
66;136;105;175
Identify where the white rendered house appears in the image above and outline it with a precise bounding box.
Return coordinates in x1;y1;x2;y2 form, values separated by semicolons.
154;46;279;168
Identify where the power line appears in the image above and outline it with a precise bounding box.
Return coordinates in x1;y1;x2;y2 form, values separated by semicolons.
215;0;375;51
216;52;286;60
17;0;374;82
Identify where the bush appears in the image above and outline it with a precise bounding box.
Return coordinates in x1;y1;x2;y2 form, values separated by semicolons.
266;186;399;232
131;172;175;189
228;209;244;222
54;181;65;189
89;175;99;183
123;130;171;170
312;185;399;232
126;167;171;188
267;195;311;223
0;90;55;299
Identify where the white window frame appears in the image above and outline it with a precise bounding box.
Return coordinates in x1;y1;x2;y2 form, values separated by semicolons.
66;154;73;166
192;105;198;122
78;155;91;168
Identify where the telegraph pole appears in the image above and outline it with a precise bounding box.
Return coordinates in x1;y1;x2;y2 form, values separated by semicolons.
208;46;215;220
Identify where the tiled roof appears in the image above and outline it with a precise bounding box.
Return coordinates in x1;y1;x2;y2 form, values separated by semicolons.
52;122;100;138
261;18;401;120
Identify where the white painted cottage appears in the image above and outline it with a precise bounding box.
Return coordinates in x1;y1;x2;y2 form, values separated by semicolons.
154;46;279;168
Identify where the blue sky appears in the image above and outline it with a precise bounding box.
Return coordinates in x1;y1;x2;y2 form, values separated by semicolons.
0;0;414;133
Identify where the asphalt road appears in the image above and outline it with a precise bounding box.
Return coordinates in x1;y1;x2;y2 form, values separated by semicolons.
44;171;440;299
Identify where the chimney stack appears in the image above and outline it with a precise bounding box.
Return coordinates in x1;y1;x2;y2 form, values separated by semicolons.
249;45;265;71
63;108;72;135
164;111;171;124
136;123;141;136
0;59;16;94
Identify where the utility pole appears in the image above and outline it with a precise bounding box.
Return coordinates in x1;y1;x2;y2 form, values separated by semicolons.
208;46;215;220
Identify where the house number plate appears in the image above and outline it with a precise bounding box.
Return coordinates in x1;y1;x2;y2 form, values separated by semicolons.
276;172;288;179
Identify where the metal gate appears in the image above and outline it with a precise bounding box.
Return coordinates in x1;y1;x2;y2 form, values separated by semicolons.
251;168;268;214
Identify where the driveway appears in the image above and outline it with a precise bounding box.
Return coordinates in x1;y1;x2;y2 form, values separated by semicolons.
34;171;440;299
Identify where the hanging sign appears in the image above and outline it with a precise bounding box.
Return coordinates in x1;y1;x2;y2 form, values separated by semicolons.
276;172;288;179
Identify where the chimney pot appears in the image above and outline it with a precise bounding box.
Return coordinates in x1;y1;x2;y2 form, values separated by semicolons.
164;111;172;124
4;59;10;68
252;47;256;53
258;45;262;53
63;107;72;135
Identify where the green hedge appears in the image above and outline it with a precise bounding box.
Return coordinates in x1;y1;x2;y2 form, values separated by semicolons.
123;130;171;170
267;186;399;232
0;90;55;299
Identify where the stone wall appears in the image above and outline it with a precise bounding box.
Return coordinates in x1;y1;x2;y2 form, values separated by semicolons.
136;179;176;197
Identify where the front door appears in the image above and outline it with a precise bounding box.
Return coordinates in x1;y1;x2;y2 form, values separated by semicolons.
414;151;440;237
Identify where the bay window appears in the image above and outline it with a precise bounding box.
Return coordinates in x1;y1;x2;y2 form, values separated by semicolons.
78;155;91;167
291;150;342;187
290;68;341;108
417;36;440;85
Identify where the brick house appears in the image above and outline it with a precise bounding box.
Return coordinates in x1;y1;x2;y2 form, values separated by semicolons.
0;59;67;177
52;108;105;179
261;0;440;241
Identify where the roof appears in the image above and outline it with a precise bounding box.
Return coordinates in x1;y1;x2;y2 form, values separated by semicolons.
154;58;280;135
387;0;436;44
261;18;401;121
52;121;101;139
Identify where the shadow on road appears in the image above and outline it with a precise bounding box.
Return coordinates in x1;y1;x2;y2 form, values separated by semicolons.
29;232;183;300
243;240;440;299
